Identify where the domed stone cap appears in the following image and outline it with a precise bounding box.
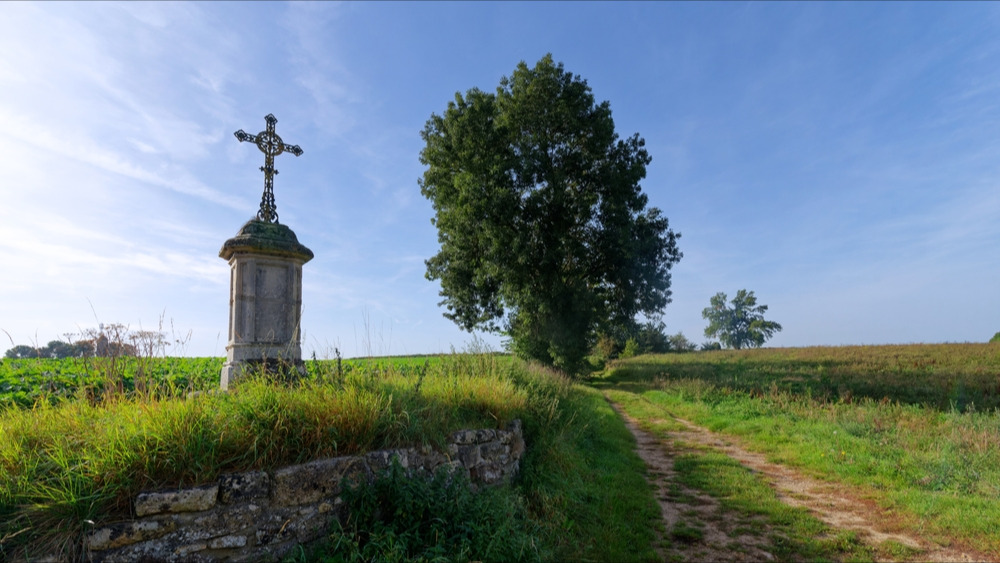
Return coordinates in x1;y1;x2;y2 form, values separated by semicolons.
220;219;314;262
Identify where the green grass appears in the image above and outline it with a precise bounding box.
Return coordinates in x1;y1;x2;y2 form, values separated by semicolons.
517;373;660;562
604;343;1000;411
597;344;1000;558
301;461;542;563
9;343;998;561
607;388;871;562
1;353;663;562
673;451;870;561
0;353;514;410
0;354;527;559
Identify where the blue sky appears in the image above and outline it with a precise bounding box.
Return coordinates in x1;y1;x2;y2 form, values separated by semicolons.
1;2;998;358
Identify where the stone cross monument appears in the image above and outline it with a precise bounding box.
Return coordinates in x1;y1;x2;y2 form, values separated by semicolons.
220;114;313;389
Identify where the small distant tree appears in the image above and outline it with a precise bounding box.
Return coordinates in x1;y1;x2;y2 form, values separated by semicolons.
666;331;697;352
990;332;1000;343
700;341;722;351
702;290;782;350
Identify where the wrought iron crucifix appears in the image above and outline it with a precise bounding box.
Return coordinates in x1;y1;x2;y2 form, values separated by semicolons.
234;114;303;223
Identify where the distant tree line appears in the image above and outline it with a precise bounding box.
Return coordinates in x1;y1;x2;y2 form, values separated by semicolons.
4;335;138;360
593;320;700;360
2;324;168;360
5;340;95;359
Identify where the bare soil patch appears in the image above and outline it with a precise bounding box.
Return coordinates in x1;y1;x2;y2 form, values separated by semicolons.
609;400;993;562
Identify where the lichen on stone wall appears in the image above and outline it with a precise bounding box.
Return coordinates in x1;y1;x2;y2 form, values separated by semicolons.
83;420;524;562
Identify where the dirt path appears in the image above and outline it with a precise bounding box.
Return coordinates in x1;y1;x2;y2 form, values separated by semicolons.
609;400;992;562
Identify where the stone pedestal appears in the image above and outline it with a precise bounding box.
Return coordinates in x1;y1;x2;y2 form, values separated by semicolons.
219;219;313;389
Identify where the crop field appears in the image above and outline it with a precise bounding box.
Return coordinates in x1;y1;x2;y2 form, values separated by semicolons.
0;353;513;409
0;357;222;409
597;342;1000;559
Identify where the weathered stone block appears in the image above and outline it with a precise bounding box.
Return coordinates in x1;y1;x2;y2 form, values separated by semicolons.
436;460;471;483
365;448;408;475
409;447;449;472
470;465;504;485
480;441;507;462
456;444;482;467
476;429;498;442
174;541;207;556
293;507;335;543
449;429;479;445
219;470;270;504
208;534;247;549
84;421;523;563
272;456;370;506
88;519;176;550
135;484;219;517
187;503;261;535
255;510;301;546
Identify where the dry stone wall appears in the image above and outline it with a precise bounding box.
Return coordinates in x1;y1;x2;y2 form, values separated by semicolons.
85;420;524;562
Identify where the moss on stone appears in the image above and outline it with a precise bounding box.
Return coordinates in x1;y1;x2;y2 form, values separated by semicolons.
219;219;314;262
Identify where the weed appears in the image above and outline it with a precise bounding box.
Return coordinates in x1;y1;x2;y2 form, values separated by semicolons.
305;460;540;562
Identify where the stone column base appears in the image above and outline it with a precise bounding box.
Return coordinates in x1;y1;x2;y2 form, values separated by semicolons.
220;358;308;390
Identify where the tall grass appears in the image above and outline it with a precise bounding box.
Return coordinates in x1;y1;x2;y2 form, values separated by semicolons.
2;351;664;562
512;364;661;562
608;343;1000;411
0;354;527;559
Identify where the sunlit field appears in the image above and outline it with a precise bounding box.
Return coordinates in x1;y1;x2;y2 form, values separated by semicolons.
597;342;1000;558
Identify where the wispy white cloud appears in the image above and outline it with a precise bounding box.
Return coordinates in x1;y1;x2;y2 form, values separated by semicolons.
3;2;999;356
282;3;360;137
0;110;242;210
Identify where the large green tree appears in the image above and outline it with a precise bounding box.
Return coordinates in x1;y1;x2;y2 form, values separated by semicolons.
419;55;682;373
702;290;782;350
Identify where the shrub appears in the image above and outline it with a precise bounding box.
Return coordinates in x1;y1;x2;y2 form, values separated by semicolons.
313;461;541;562
592;332;622;361
620;338;641;359
990;332;1000;343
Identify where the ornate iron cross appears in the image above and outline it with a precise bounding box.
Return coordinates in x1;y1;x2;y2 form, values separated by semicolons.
234;114;303;224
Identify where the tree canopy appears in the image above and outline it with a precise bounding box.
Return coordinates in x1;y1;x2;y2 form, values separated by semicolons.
702;290;782;350
419;55;682;373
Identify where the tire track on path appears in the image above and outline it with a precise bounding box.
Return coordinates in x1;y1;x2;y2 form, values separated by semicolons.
607;396;992;562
